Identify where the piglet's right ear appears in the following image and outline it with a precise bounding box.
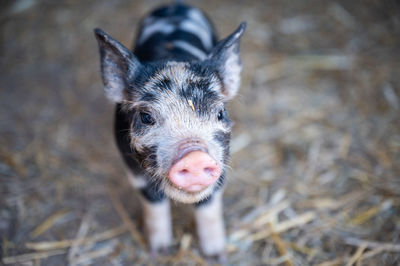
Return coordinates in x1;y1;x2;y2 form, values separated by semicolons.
94;28;141;102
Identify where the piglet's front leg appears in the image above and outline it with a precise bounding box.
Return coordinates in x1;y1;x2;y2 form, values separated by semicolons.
194;190;226;259
141;198;173;255
128;173;173;254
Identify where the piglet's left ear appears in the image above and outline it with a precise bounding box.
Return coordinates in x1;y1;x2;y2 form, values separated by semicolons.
208;22;246;101
94;28;141;103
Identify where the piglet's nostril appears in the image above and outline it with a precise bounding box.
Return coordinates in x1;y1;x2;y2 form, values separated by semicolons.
204;167;215;176
179;169;189;175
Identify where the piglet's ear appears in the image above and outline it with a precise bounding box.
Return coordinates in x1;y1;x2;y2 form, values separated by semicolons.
208;22;246;101
94;28;141;102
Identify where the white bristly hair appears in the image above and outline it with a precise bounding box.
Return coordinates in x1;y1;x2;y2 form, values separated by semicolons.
195;190;226;256
172;40;207;60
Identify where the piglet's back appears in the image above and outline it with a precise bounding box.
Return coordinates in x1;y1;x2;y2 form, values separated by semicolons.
134;4;217;62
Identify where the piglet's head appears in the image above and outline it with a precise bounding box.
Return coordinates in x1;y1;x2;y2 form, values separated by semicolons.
94;23;246;203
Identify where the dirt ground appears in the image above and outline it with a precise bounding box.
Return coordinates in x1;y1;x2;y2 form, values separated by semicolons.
1;0;400;265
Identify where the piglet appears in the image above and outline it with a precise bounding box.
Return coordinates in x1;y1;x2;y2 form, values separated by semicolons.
94;3;245;259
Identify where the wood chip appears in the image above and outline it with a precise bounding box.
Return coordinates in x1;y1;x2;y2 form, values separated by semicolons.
30;209;70;238
3;249;66;264
344;237;400;252
188;99;195;111
349;206;380;225
270;223;293;266
179;234;192;252
345;244;366;266
67;213;91;264
26;225;126;251
70;242;116;265
249;212;316;242
107;186;146;248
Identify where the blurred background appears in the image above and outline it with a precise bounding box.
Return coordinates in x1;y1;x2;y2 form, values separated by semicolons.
1;0;399;265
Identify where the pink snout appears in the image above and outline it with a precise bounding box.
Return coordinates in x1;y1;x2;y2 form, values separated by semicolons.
168;151;221;192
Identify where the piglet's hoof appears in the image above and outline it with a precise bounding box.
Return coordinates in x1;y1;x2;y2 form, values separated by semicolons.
149;246;172;259
205;251;227;265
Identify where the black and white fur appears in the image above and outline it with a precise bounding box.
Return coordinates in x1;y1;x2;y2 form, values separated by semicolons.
94;3;245;258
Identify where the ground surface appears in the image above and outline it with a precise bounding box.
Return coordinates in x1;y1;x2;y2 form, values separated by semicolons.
1;0;400;265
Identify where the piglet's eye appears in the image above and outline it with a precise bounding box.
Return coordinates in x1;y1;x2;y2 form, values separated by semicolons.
217;110;224;121
140;112;155;125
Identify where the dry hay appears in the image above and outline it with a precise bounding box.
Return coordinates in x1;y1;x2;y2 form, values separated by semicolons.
1;0;399;265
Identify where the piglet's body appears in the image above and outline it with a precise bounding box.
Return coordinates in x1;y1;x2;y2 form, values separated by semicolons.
94;3;245;259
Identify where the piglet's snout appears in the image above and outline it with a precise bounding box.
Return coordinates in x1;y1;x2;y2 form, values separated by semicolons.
168;151;221;192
